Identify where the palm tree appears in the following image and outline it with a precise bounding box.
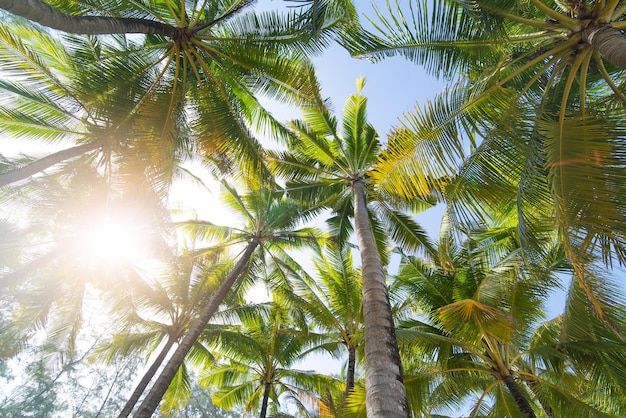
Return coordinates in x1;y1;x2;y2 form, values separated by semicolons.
0;0;356;43
200;301;342;418
94;253;233;418
348;0;626;72
277;242;363;401
270;77;436;418
0;25;185;192
133;180;324;417
345;0;626;331
393;213;626;417
0;0;358;189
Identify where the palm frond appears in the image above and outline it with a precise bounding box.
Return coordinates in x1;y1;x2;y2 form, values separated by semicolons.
343;0;506;79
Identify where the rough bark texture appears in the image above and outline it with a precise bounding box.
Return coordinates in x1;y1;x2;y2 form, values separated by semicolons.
0;141;103;187
352;180;409;418
501;373;537;418
583;24;626;69
344;344;356;398
0;0;181;38
259;382;271;418
134;241;259;418
117;337;176;418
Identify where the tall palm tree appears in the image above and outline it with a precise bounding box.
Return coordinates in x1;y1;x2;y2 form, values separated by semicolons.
393;213;626;417
200;301;342;418
277;243;363;401
270;77;436;418
345;0;626;330
0;0;358;188
92;253;234;418
133;180;324;417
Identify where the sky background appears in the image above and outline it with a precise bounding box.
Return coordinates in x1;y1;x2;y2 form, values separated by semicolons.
1;2;607;415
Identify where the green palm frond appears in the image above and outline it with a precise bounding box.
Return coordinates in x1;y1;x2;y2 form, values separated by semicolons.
46;0;166;21
161;362;192;417
178;219;239;245
373;199;437;258
395;255;453;311
0;27;84;143
91;330;167;364
276;243;363;369
206;369;262;411
560;268;626;340
541;112;626;266
343;0;505;79
285;0;358;48
341;384;367;418
371;83;470;200
0;25;69;91
438;299;515;346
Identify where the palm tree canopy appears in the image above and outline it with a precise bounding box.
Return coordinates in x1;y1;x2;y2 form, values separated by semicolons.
182;181;325;293
393;213;626;417
200;302;342;417
342;0;626;328
270;76;437;258
0;0;359;190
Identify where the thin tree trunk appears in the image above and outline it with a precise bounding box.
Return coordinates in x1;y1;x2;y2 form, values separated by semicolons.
583;24;626;69
133;240;259;418
344;343;356;398
352;180;409;418
259;382;271;418
0;0;181;38
95;363;124;418
501;373;537;418
117;336;176;418
0;141;103;187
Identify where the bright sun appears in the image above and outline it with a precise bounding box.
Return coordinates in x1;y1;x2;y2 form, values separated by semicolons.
77;215;144;267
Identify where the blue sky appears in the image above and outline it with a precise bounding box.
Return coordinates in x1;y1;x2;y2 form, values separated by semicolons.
260;1;446;139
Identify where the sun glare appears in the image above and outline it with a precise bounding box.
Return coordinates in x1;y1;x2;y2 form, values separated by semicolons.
78;216;143;267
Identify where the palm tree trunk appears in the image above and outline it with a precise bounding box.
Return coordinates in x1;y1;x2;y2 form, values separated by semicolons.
583;24;626;69
352;180;409;418
259;382;271;418
0;0;181;38
117;336;176;418
501;373;537;418
344;344;356;398
133;240;259;418
0;141;103;187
